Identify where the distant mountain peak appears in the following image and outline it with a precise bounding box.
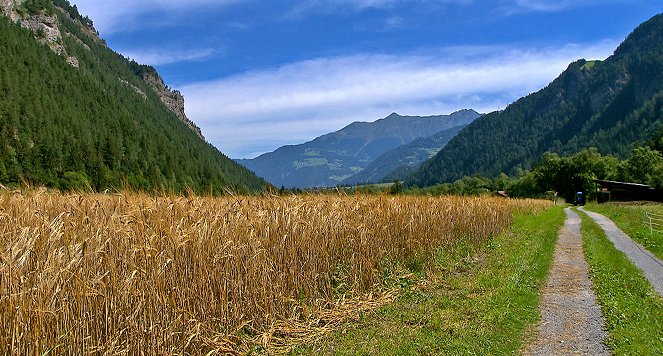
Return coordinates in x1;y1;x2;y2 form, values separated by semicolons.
238;110;480;188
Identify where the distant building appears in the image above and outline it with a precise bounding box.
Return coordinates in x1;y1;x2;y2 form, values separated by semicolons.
593;180;663;203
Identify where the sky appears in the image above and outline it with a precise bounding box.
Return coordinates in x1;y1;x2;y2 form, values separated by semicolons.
70;0;662;159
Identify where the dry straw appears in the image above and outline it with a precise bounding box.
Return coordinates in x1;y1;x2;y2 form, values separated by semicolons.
0;190;548;354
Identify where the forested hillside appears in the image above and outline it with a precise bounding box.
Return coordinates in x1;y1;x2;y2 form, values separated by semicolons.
408;13;663;187
0;2;264;193
342;124;468;185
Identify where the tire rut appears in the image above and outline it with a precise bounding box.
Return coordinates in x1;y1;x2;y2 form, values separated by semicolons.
579;207;663;297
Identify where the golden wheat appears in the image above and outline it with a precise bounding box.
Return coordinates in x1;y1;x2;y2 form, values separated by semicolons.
0;190;549;354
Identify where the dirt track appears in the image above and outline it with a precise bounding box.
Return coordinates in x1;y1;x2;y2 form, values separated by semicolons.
525;208;608;355
580;207;663;297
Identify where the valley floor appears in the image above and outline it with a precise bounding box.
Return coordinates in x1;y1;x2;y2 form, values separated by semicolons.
299;204;663;355
3;192;662;354
296;206;566;354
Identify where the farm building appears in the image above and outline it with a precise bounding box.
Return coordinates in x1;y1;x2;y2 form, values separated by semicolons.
593;179;663;203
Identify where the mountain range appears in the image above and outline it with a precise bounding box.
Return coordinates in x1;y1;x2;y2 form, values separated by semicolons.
0;0;265;193
341;123;469;185
408;12;663;187
238;110;479;188
3;0;662;196
242;12;663;191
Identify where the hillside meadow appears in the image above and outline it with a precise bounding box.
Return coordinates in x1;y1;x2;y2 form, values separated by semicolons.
0;190;549;354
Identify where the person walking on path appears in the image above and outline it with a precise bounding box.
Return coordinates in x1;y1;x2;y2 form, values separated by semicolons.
579;207;663;297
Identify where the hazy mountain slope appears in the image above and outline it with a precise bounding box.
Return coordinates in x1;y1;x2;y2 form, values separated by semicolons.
408;13;663;187
342;124;469;185
238;110;480;188
0;0;265;193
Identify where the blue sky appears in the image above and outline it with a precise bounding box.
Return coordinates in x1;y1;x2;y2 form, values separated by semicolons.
71;0;661;159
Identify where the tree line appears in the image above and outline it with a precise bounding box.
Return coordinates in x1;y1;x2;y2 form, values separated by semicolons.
403;132;663;201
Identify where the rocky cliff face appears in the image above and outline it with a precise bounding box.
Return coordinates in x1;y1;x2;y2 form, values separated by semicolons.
0;0;75;64
142;73;204;140
0;0;19;21
1;0;204;140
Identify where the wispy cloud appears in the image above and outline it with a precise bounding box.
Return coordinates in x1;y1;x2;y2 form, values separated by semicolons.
504;0;622;14
354;16;404;32
71;0;245;34
513;0;573;11
285;0;473;18
287;0;399;17
121;48;216;66
181;41;617;158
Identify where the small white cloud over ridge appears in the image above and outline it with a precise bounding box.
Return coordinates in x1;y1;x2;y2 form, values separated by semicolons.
121;48;216;66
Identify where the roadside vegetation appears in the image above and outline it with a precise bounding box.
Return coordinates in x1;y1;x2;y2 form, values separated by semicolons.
296;205;564;355
585;202;663;260
413;143;663;201
327;137;663;205
578;209;663;354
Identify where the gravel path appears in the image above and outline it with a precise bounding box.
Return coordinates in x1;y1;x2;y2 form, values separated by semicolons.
526;208;608;355
579;207;663;297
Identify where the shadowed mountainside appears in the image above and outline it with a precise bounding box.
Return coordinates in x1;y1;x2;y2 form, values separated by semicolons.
239;110;479;188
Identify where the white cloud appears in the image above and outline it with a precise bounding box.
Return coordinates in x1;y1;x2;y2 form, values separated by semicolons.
505;0;623;14
121;48;216;66
513;0;571;11
180;40;618;159
70;0;244;34
285;0;473;18
287;0;398;16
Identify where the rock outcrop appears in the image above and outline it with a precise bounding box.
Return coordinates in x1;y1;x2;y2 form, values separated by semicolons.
0;0;19;21
143;73;204;140
20;13;66;54
119;77;148;100
1;0;205;140
2;0;69;60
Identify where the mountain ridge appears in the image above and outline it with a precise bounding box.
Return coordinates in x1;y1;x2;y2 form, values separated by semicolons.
408;12;663;187
238;109;480;188
342;123;469;185
0;0;204;139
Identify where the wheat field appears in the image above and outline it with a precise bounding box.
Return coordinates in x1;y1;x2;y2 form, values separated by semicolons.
0;190;549;354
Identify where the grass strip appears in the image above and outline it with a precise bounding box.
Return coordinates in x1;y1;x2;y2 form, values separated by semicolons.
295;206;565;355
585;202;663;260
578;209;663;354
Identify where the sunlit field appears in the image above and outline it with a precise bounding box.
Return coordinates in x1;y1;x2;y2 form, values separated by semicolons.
0;190;548;354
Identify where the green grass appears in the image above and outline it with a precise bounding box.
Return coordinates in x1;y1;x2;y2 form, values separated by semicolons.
292;158;329;168
581;60;599;70
578;209;663;354
585;202;663;260
295;206;565;355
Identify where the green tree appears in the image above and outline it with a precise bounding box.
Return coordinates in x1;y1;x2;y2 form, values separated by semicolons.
618;146;663;188
523;148;618;200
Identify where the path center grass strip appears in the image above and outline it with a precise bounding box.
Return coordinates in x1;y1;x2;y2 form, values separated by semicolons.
300;206;565;355
577;209;663;354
